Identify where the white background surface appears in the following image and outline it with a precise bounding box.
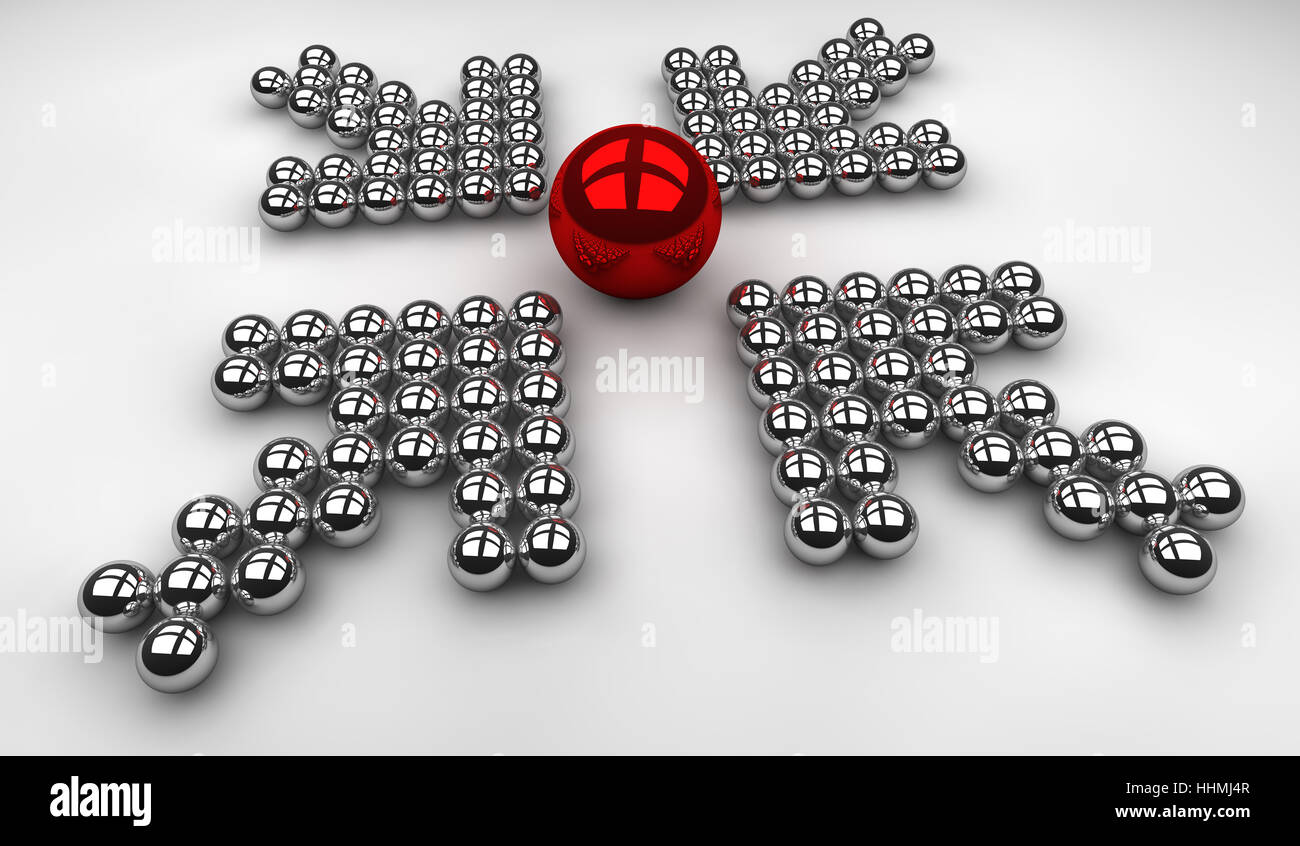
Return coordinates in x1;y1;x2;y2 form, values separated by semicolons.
1;0;1296;754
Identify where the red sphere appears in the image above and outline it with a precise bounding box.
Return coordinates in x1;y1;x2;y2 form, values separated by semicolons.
548;124;722;299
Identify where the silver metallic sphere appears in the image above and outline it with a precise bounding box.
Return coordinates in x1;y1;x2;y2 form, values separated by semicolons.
281;308;338;355
876;146;922;192
505;168;549;215
904;305;959;353
212;353;271;412
681;112;722;139
757;81;797;109
332;82;374;111
831;149;877;196
709;158;741;205
396;300;451;344
1011;297;1067;350
1021;425;1085;485
509;291;563;335
417;98;457;127
394;338;449;384
820;394;879;449
1175;465;1245;531
450;420;512;473
453;294;508;338
511;328;565;373
820;37;856;66
460;55;499;83
780;275;833;321
408;174;455;221
805;351;864;403
358;176;406;224
286;84;329;128
879;389;940;449
321;432;384;487
847;17;885;44
519;517;585;585
772;446;833;505
325;106;370;149
502;117;545;148
787;152;831;199
999;379;1059;438
1139;526;1216;595
461;76;499;102
958;430;1024;493
243;488;311;548
938;390;1000;450
315;153;362;188
716;84;756;113
821;126;863;157
376;79;417;111
266;154;314;189
921;144;967;190
777;127;820;160
258;184;308;232
886;268;938;315
785;498;851;566
834;272;886;318
172;495;242;557
830;57;870;85
448;523;515;592
136;616;217;694
748;356;805;409
738;316;793;367
327;385;387;436
733;129;775;162
702;44;741;70
390;379;448;429
798;81;841;109
907;119;950;149
308;179;357;228
410;148;456;178
1113;470;1180;534
849;307;905;358
512;369;570;418
222;314;280;361
760;399;820;455
673;88;713;125
851;492;919;559
835;441;898;499
517;463;580;520
255;436;319;492
339;304;394;349
298;44;339;73
451;375;509;423
452;334;509;380
864;121;906;151
294;65;335;95
312;481;381;548
957;300;1012;354
857;36;896;63
515;413;575;466
504;52;541;80
794;312;847;360
863;345;920;401
1044;475;1114;540
938;265;989;313
696;133;730;161
251;66;292;108
333;343;392;391
897;33;936;73
77;561;154;633
788;58;828;90
840;77;883;121
1081;419;1146;481
919;342;977;396
232;545;304;616
450;469;513;527
385;426;448;487
662;47;700;82
154;553;228;619
869;55;909;96
766;104;807;135
503;94;543;125
991;260;1044;304
414;122;457;152
669;67;708;96
456;171;503;218
727;279;779;328
272;348;331;405
338;61;377;92
740;155;785;203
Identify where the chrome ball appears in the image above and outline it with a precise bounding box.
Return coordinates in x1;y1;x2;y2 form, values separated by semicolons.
456;172;504;218
517;463;580;520
372;102;414;133
510;291;563;335
777;127;820;160
416;98;457;127
772;446;833;505
251;66;292;108
515;413;575;466
254;436;319;493
308;180;357;228
1021;425;1085;485
805;351;864;403
504;52;541;80
835;272;886;318
503;74;542;102
258;185;308;232
788;58;827;89
333;343;392;391
785;498;851;565
340;303;395;349
839;77;883;121
172;495;242;557
461;77;499;102
848;308;903;357
154;553;227;619
136;616;218;694
726;279;779;328
748;356;805;408
511;328;565;373
286;85;329;128
338;62;377;92
272;348;332;405
957;300;1012;354
212;353;271;412
740;155;785;202
410;147;456;177
898;33;936;73
879;389;940;449
702;44;741;70
857;36;896;63
693;133;729;161
502;117;545;148
505;168;549;215
315;153;362;188
669;67;709;96
232;545;303;616
863;346;920;400
886;268;938;315
780;275;833;321
325;106;370;149
396;299;451;344
377;79;417;110
408;174;455;221
504;94;543;124
958;430;1024;493
938;265;990;313
716;84;756;113
832;149;877;197
1139;526;1216;595
450;420;512;473
673;88;713;124
451;375;510;423
358;176;406;224
662;47;700;82
448;523;515;592
822;126;863;156
759;399;819;455
321;432;384;487
876;146;921;192
413;123;456;152
991;260;1044;304
869;55;909;96
907;119;950;149
1081;419;1146;481
787;152;831;199
394;339;450;384
793;312;847;360
851;493;919;559
298;44;339;73
458;142;501;174
709;158;741;205
1113;471;1180;534
1011;297;1067;350
519;517;586;585
222;314;280;361
451;469;513;527
919;342;977;396
461;55;499;83
835;441;898;499
390;379;449;429
512;369;570;417
820;37;856;66
738;316;792;367
864;121;906;151
1044;475;1114;540
451;334;510;380
939;385;1000;442
327;385;387;436
757;82;797;109
332;83;374;111
847;17;885;44
281;309;338;356
1175;465;1245;531
921;144;967;190
385;426;448;488
830;57;870;85
903;305;958;353
453;294;508;338
999;379;1059;438
77;561;154;633
766;104;807;134
312;481;381;548
820;394;879;449
798;81;840;109
367;128;412;158
242;489;311;548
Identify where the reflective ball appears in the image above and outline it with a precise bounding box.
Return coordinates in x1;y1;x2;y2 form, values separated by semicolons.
172;495;242;557
851;492;919;559
417;98;457;127
258;185;308;232
312;481;381;548
338;61;377;92
848;308;903;357
396;299;451;344
332;83;374;111
506;168;549;215
822;126;864;156
820;37;856;66
251;66;292;108
377;80;417;110
805;351;864;403
863;346;920;401
999;379;1059;438
834;272;886;318
410;148;456;178
333;343;392;391
299;44;339;73
448;523;515;591
511;328;566;373
413;123;456;152
394;339;449;384
772;446;833;505
835;442;898;499
726;279;779;328
453;295;508;338
315;153;362;188
1113;471;1180;534
502;117;545;148
919;342;978;396
1175;465;1245;531
222;314;280;361
879;389;940;449
212;353;271;412
958;430;1024;493
325;106;370;149
451;469;513;527
839;77;883;121
504;53;541;81
957;300;1012;354
372;102;414;133
254;436;319;492
939;385;1000;442
272;348;332;405
821;394;879;449
864;121;906;151
716;84;756;113
787;152;831;199
702;44;741;70
1139;526;1216;595
662;47;700;82
921;144;967;190
512;369;570;417
748;356;805;409
450;420;512;473
907;119;950;149
461;55;500;83
408;174;455;221
327;385;387;436
904;305;958;353
456;171;504;218
709;158;741;205
785;498;851;565
154;553;227;619
938;265;990;313
321;432;383;487
898;33;936;73
452;375;510;423
515;413;575;466
740;155;785;202
286;84;329;128
1044;475;1114;540
517;463;580;519
766;104;807;135
794;312;847;360
509;291;563;335
683;111;724;138
733;130;775;163
788;58;827;89
991;260;1045;304
385;426;448;488
137;616;217;694
857;37;896;63
451;334;510;380
886;268;938;315
77;561;154;633
759;399;820;455
1081;419;1146;481
877;146;921;192
847;17;885;44
778;127;821;160
519;517;586;585
869;55;909;96
232;545;303;616
242;489;311;548
780;275;833;322
1011;297;1067;350
389;379;449;429
308;180;357;228
339;304;394;349
1021;425;1085;485
798;81;840;109
463;81;502;104
738;316;793;367
281;309;337;355
358;176;406;224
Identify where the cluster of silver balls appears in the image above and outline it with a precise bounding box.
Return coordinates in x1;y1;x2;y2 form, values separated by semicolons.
252;45;549;230
76;292;581;693
663;18;964;204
